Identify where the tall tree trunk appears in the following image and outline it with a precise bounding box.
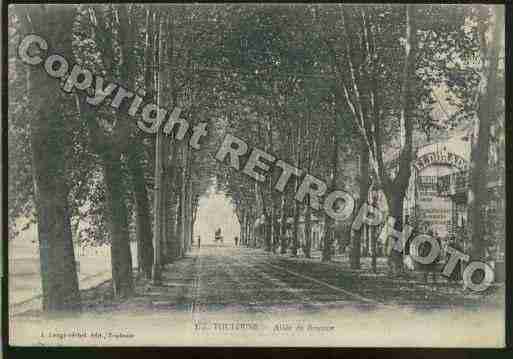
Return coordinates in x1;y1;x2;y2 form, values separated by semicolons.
174;151;184;257
350;148;370;269
192;199;199;246
246;218;250;247
274;204;280;252
241;212;246;246
245;210;249;245
180;147;190;254
161;134;171;263
469;5;503;260
291;201;300;257
35;187;80;312
371;224;377;273
161;162;168;263
322;214;332;262
189;200;194;250
280;195;287;254
245;212;251;247
168;190;179;258
186;174;193;252
178;144;189;256
304;206;312;259
330;7;417;265
163;173;172;264
20;5;81;312
246;212;251;246
322;125;339;262
247;208;253;247
374;4;418;272
362;226;369;257
103;153;134;297
127;150;153;280
71;5;138;297
151;13;167;283
241;210;247;245
181;176;188;253
175;186;183;257
384;190;406;273
270;197;277;253
264;212;272;252
165;144;179;262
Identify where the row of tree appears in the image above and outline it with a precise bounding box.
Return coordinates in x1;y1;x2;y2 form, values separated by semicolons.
8;4;504;312
215;4;504;267
9;4;220;311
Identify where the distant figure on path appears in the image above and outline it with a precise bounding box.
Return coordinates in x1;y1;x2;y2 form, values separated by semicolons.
197;236;201;249
234;236;239;246
215;228;223;243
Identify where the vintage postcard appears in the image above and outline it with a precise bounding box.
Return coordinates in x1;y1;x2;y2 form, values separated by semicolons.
7;3;505;347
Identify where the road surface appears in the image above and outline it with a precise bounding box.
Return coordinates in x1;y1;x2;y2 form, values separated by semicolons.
10;243;505;347
143;243;380;315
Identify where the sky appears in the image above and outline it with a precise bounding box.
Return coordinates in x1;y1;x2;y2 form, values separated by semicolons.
193;188;240;245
